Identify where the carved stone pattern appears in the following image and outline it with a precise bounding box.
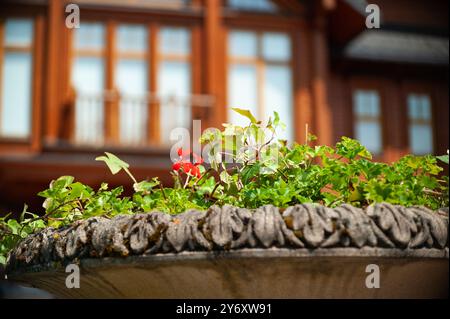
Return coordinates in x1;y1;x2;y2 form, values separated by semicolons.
6;203;449;272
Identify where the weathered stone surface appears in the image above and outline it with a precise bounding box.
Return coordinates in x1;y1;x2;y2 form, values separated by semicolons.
202;205;251;249
6;203;449;273
164;210;210;252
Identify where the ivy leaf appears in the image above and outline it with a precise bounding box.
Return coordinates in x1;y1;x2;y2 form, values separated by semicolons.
273;111;280;127
133;178;160;193
50;176;74;190
437;154;449;165
231;108;258;124
307;133;318;143
220;170;233;185
322;192;337;206
272;111;286;130
96;152;129;175
241;164;261;184
336;137;371;159
68;182;91;201
348;188;363;202
7;219;20;235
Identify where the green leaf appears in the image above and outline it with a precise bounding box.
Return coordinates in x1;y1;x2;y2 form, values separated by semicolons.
50;176;74;190
348;188;363;202
272;111;286;130
322;192;337;206
437;154;449;165
7;219;20;235
133;179;160;193
336;137;371;159
307;133;317;143
220;170;233;185
96;152;129;175
231;108;258;124
68;182;91;200
241;164;261;184
273;111;280;126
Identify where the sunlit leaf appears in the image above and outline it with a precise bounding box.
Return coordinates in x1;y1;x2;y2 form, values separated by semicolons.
231;108;258;124
96;152;130;175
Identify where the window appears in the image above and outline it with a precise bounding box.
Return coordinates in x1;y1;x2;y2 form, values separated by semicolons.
158;27;191;144
71;23;192;146
228;0;278;12
0;18;34;139
227;30;293;140
71;22;105;144
115;24;148;145
353;90;382;155
407;94;433;155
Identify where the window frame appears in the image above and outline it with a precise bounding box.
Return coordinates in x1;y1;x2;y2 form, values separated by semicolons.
67;12;200;148
222;0;306;141
351;86;385;157
0;12;44;153
226;27;294;135
115;23;150;145
157;26;193;145
406;92;435;155
0;18;33;142
70;21;107;145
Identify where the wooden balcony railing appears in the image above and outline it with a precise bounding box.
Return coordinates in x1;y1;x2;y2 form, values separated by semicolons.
64;89;215;147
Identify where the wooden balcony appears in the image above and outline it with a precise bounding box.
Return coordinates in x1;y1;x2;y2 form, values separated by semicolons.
63;89;215;148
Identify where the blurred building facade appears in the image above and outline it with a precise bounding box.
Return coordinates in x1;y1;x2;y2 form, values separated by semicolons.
0;0;448;214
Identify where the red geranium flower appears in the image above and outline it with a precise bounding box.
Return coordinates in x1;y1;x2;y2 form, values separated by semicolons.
172;148;203;178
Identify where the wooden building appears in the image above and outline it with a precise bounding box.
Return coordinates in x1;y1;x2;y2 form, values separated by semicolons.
0;0;448;214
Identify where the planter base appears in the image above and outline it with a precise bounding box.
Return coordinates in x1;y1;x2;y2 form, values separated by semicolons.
8;248;448;298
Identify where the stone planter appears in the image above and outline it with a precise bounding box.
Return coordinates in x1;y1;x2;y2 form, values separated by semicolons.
5;203;449;298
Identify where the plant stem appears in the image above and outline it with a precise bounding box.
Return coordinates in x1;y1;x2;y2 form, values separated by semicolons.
279;169;289;181
423;188;443;196
22;199;80;226
193;168;213;187
124;168;137;185
159;183;167;200
183;174;191;189
210;182;220;199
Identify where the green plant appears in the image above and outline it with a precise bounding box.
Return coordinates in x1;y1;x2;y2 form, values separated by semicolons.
0;109;448;265
0;206;45;265
197;110;448;210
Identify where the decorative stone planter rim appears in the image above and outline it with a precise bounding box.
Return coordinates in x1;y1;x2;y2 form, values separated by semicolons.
6;202;449;275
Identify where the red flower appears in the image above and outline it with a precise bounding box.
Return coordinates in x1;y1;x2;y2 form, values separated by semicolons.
172;161;183;171
172;148;203;178
177;147;191;157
